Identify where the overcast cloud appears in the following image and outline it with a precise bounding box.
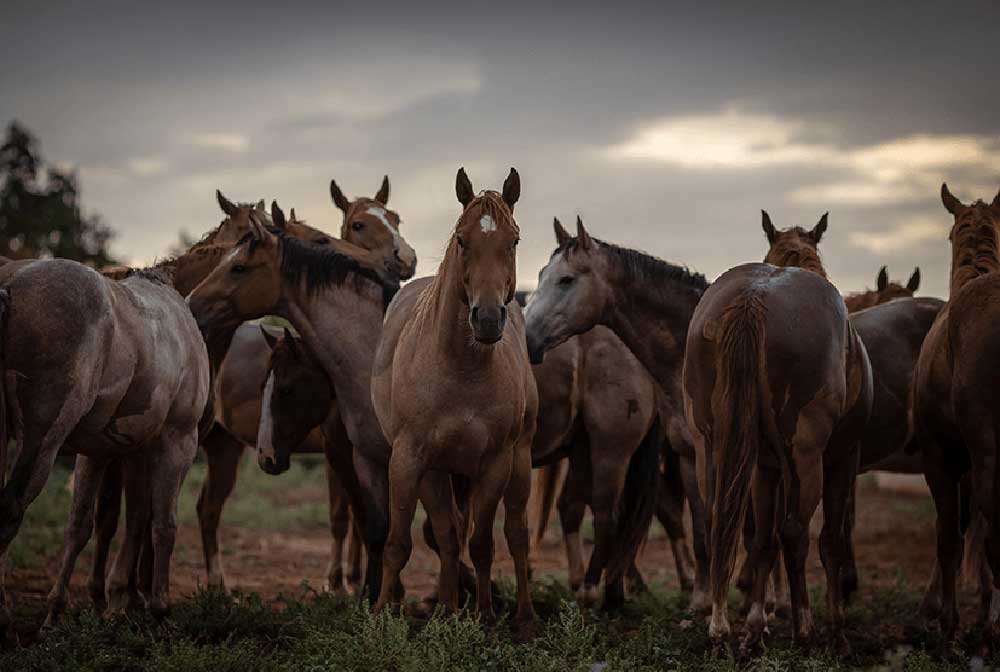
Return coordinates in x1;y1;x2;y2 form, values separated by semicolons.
1;0;997;297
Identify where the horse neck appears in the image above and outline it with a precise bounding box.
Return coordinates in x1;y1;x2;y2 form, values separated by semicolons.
844;292;876;313
950;219;1000;294
166;246;227;296
768;247;827;279
602;260;703;385
282;279;388;449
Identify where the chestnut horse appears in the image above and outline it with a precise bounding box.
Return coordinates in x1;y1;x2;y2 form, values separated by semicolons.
912;184;1000;647
188;203;402;602
0;256;210;625
684;213;872;650
371;169;537;631
524;217;712;610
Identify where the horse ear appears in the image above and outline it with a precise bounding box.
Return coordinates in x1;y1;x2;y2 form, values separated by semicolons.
761;210;777;244
260;326;279;351
553;217;570;246
216;190;239;217
271;201;287;230
375;175;390;205
907;267;921;292
282;327;298;356
502;168;520;211
255;199;266;212
876;266;888;292
249;211;275;247
330;179;350;213
456;167;474;208
289;208;297;222
941;183;964;215
575;215;594;251
810;212;828;243
992;189;1000;209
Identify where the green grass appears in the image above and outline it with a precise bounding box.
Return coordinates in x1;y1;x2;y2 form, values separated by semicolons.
0;581;988;671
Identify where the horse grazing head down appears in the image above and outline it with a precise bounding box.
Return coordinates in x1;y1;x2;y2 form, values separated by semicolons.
257;327;332;476
330;175;417;281
450;167;521;344
761;211;828;278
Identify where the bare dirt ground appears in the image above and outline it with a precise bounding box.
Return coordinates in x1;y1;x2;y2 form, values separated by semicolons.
7;473;940;616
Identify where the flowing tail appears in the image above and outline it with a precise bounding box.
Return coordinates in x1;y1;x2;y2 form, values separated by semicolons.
605;414;663;584
709;290;767;607
529;459;567;550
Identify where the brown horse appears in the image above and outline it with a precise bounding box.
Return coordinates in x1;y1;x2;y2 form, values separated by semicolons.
912;184;1000;647
188;203;402;602
257;327;363;593
844;266;921;312
684;212;871;650
370;169;537;632
0;255;210;625
193;178;413;592
524;217;712;610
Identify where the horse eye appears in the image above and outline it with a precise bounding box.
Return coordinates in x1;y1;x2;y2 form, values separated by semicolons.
231;264;248;275
352;221;365;231
315;237;331;245
512;238;520;249
558;275;574;287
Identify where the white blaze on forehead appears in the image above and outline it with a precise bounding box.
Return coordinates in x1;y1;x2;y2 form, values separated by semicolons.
480;214;496;234
366;206;404;244
257;372;276;458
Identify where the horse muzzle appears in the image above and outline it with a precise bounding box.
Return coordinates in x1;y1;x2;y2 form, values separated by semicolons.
258;452;290;476
470;304;507;344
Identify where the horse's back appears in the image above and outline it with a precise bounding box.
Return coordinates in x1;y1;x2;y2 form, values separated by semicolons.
946;273;1000;415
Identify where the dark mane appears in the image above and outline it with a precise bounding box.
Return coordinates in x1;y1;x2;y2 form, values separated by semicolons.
554;236;709;294
121;266;175;286
514;290;530;307
271;232;399;308
951;201;1000;293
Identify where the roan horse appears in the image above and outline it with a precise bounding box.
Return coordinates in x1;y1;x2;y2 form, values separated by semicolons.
0;254;210;625
188;203;403;603
912;184;1000;648
524;217;711;610
684;213;872;651
370;169;538;632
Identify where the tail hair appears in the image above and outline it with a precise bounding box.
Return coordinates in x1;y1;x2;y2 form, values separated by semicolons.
709;290;767;605
529;460;567;551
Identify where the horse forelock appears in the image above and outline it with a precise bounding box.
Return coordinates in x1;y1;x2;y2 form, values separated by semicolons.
456;191;518;239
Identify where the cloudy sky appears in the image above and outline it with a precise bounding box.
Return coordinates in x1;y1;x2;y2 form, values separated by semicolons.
1;0;997;297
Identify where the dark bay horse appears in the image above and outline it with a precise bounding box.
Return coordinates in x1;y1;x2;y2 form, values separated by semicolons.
524;217;712;610
370;169;538;632
256;327;363;593
912;184;1000;647
188;204;402;602
684;213;872;650
0;256;210;625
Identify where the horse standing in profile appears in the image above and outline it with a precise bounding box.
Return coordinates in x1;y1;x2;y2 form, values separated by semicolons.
912;185;1000;649
683;213;871;651
523;217;711;610
370;169;538;632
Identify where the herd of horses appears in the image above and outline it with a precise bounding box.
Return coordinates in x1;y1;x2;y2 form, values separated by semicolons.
0;166;997;655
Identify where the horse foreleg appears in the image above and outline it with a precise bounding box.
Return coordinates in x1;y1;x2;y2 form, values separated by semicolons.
657;464;695;593
106;458;151;614
419;472;460;612
780;452;823;647
44;455;109;630
196;427;243;591
374;441;423;613
468;452;512;624
556;461;587;593
581;455;628;609
678;453;711;612
324;461;351;595
503;432;537;634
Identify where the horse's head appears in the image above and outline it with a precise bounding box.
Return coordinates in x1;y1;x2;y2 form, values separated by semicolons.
256;327;332;475
187;203;394;334
213;190;268;244
845;266;921;312
331;175;417;280
524;216;610;364
761;211;828;277
451;167;521;344
941;183;1000;293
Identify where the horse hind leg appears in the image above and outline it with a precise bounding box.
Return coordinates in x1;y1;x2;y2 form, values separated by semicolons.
147;429;199;617
678;452;711;612
88;459;123;613
43;455;109;631
324;461;351;595
556;461;587;594
468;451;513;624
106;457;152;614
196;427;243;591
819;451;860;654
657;463;695;593
741;466;780;653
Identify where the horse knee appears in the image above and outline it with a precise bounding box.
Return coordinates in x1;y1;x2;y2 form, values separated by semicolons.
469;534;494;569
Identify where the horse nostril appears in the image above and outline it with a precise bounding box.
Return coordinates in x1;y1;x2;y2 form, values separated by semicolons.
499;305;507;322
471;306;480;322
394;249;402;262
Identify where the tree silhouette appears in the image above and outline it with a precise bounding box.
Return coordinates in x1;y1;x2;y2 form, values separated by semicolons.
0;121;116;266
